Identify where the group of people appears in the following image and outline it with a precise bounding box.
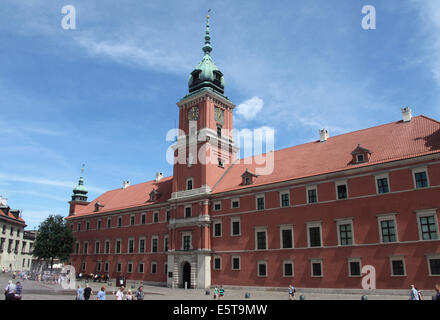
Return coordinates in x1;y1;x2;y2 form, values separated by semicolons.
4;280;22;300
410;284;440;300
213;285;225;299
76;284;145;300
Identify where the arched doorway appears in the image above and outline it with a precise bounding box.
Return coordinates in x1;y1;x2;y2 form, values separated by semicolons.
182;262;191;288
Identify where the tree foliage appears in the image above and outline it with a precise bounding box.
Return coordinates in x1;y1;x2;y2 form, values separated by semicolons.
33;215;75;269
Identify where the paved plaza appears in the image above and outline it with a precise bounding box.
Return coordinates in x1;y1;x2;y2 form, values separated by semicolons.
1;273;436;300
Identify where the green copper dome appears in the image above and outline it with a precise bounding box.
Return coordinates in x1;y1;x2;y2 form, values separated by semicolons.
188;14;225;95
72;166;88;202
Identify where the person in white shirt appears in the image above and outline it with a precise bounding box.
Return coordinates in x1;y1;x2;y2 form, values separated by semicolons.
115;286;124;300
4;280;16;301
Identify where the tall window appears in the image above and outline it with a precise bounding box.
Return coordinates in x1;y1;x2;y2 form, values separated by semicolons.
311;259;323;277
139;239;145;253
377;177;389;194
130;215;135;226
213;221;222;237
419;215;438;240
95;241;100;254
187;178;193;191
232;256;240;270
339;223;353;246
281;227;293;249
308;225;322;247
97;220;101;230
414;171;429;189
151;237;158;253
141;214;146;225
153;212;159;223
348;259;361;277
256;196;265;210
128;239;134;253
105;240;110;254
307;187;317;203
185;207;192;218
280;192;290;207
83;242;88;254
283;261;294;277
231;218;241;236
381;220;397;243
390;257;405;276
107;218;111;229
115;240;121;254
117;217;122;227
427;255;440;276
336;184;348;200
183;235;191;251
258;261;267;277
256;230;267;250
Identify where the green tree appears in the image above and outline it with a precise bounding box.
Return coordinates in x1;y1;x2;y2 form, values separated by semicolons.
33;215;75;270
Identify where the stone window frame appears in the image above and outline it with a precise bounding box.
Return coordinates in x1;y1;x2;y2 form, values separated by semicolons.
184;205;192;218
412;166;430;189
138;237;146;253
279;190;290;208
83;241;89;254
230;217;241;237
213;220;222;238
94;240;101;254
306;221;323;248
426;254;440;276
213;256;222;270
255;193;265;211
231;255;241;271
115;238;122;254
257;260;267;277
127;237;135;254
231;198;240;209
335;180;349;200
127;261;133;273
376;213;399;244
186;177;194;191
375;173;391;194
335;218;355;246
151;261;157;274
164;235;169;252
151;235;159;253
347;257;362;277
104;239;111;254
306;185;318;204
310;258;323;277
279;224;294;249
138;262;144;273
213;200;222;211
283;260;294;277
254;226;268;251
415;209;439;241
389;255;406;277
153;211;160;223
181;231;192;251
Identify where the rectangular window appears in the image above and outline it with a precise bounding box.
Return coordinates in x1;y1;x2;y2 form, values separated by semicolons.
183;235;191;251
185;207;192;218
152;237;158;253
96;262;101;272
97;220;101;230
104;262;109;272
428;258;440;276
105;241;110;254
415;171;429;189
307;188;317;203
75;242;79;254
256;196;265;210
214;202;221;211
213;257;221;270
77;223;81;232
281;228;293;249
391;258;405;276
151;262;157;274
338;184;347;200
130;215;135;226
117;263;122;273
256;231;267;250
117;217;122;227
232;257;240;270
153;212;159;223
127;263;133;273
213;222;222;237
115;240;121;254
166;211;170;222
139;263;144;273
280;193;290;207
164;237;168;252
339;224;353;246
258;262;267;277
419;216;438;240
231;219;241;236
86;222;90;231
311;260;322;277
381;220;397;243
81;262;86;271
139;239;145;253
231;199;240;208
377;178;389;194
308;227;321;247
187;178;193;191
83;242;88;254
141;214;146;225
349;260;361;277
128;239;134;253
95;242;100;254
283;261;294;277
107;218;111;229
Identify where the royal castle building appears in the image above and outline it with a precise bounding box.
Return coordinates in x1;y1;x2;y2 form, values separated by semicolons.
66;16;440;290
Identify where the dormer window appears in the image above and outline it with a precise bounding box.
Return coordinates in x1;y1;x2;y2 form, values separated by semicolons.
149;189;160;202
241;168;258;186
94;202;104;212
351;144;372;164
192;70;200;81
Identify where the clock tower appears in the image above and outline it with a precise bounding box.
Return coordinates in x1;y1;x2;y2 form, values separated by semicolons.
167;13;238;289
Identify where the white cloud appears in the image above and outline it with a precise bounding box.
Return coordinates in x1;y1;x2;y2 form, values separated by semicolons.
236;96;264;120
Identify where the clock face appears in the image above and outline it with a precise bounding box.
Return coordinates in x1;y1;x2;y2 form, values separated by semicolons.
188;107;199;121
214;107;224;124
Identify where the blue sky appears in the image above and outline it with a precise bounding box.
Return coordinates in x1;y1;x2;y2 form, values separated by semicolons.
0;0;439;229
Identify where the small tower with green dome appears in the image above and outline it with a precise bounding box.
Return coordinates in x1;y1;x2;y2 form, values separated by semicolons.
69;165;89;216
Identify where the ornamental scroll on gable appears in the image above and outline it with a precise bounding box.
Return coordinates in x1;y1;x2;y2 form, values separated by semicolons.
241;168;259;186
351;144;372;164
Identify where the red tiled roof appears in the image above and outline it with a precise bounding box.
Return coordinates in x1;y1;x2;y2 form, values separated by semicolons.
0;207;26;225
72;176;173;217
69;115;440;217
212;115;440;193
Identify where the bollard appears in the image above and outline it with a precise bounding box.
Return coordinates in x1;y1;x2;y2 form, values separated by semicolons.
361;295;368;300
245;292;251;299
300;295;306;300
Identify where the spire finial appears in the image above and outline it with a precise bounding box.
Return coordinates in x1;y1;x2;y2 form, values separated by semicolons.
203;9;212;55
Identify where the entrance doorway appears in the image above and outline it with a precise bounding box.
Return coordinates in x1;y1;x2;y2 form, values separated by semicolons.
182;262;191;288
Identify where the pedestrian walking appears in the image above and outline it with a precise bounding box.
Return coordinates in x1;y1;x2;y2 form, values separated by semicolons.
288;284;296;300
14;282;22;300
213;286;219;299
76;285;84;300
219;286;224;299
434;284;440;300
410;285;420;300
126;290;134;300
135;286;144;300
4;280;16;301
84;283;92;300
97;287;106;300
116;286;125;300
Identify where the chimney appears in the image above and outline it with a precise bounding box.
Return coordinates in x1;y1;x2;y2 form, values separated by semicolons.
319;129;329;142
401;106;412;122
155;172;163;182
0;196;7;207
122;180;130;189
